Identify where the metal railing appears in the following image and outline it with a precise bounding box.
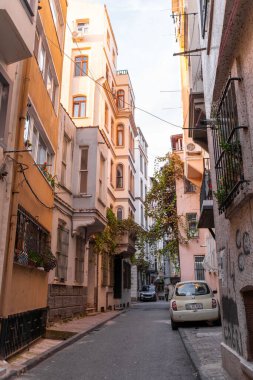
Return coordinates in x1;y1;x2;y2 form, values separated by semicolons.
0;308;47;359
200;158;213;210
212;77;244;213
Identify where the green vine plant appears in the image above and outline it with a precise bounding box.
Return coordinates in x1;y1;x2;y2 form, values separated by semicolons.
144;153;189;269
93;208;146;257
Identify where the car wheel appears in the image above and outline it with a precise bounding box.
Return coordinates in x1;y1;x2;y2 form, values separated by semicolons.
171;319;178;330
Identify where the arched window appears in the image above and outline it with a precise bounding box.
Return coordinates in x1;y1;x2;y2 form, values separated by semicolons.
116;164;123;188
73;96;86;117
116;124;124;146
117;90;125;109
117;207;123;221
74;56;88;76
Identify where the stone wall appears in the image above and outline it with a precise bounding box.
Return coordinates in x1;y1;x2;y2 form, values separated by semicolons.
48;284;87;323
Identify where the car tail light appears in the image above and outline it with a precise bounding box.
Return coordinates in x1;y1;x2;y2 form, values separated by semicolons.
171;301;177;311
212;298;217;308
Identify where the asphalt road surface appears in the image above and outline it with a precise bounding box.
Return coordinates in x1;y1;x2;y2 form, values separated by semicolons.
16;302;198;380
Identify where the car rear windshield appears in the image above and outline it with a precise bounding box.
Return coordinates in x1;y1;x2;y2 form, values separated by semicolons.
175;282;210;296
141;285;155;291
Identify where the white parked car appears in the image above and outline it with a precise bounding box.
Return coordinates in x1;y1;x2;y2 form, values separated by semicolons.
169;281;219;330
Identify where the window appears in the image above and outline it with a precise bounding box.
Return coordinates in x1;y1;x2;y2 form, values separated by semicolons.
116;164;123;188
106;65;109;82
74;56;88;76
117;207;123;221
144;161;147;179
141;205;144;226
112;49;116;66
117;90;125;109
107;31;110;49
184;176;196;193
109;256;114;287
140;153;143;173
116;124;124;146
104;103;109;131
111;118;114;143
110;160;114;186
129;169;134;195
199;0;209;38
187;213;198;237
80;147;88;193
77;21;89;34
47;67;55;103
14;206;55;271
35;28;59;108
61;136;68;185
194;256;205;281
73;96;86;117
212;78;243;213
56;223;69;281
145;185;147;200
99;154;105;200
75;236;85;283
0;73;9;143
21;0;35;17
38;43;46;75
49;0;58;26
140;179;143;199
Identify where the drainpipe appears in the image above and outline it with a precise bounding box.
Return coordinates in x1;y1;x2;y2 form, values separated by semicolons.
0;58;31;316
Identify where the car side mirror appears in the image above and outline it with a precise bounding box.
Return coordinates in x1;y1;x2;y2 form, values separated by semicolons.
213;290;217;294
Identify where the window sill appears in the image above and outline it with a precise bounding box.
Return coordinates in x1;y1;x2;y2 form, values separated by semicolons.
74;194;92;198
72;116;88;119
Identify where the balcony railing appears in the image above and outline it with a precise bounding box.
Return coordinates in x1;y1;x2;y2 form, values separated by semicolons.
200;158;213;205
198;158;214;229
116;70;128;75
212;77;245;213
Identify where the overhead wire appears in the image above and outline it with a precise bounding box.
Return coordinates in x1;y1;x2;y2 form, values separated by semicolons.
45;27;182;129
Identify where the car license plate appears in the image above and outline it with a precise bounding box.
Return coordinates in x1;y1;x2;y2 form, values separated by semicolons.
186;303;203;310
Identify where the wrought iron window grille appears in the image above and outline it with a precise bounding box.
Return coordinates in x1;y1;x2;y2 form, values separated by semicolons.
14;206;56;271
212;77;248;213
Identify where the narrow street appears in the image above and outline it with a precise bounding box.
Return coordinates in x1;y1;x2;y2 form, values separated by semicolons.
15;302;198;380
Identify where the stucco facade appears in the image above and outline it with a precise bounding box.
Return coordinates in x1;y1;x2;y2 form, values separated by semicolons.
173;0;253;378
0;0;67;358
56;1;139;315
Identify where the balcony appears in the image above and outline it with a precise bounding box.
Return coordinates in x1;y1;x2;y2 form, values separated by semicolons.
115;231;136;257
198;158;214;228
0;0;37;64
188;92;208;151
212;77;245;214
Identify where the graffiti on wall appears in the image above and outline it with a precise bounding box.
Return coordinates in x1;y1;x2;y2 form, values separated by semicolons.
235;229;251;272
222;296;243;355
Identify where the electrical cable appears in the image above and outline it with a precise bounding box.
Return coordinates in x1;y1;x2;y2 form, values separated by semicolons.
45;31;182;129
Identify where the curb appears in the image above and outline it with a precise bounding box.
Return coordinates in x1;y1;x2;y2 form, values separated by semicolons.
2;310;126;379
178;328;202;380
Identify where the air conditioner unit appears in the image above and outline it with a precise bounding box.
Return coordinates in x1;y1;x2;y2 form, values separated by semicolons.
186;142;201;154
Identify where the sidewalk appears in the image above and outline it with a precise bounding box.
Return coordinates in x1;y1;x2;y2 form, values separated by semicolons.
179;325;231;380
1;309;124;379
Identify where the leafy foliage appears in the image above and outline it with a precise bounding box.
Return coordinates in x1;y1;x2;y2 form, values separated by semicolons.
93;208;146;257
145;153;188;266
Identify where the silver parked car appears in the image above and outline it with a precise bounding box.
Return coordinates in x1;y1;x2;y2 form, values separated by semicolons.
139;285;157;302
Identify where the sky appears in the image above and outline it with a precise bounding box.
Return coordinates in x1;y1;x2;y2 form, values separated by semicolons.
87;0;183;173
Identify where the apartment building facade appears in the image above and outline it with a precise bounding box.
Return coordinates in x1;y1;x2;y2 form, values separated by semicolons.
197;1;253;378
0;0;67;358
171;0;218;292
53;0;138;315
173;0;253;378
131;127;149;300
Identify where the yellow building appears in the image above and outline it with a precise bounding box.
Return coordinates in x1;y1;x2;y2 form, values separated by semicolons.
0;0;67;358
